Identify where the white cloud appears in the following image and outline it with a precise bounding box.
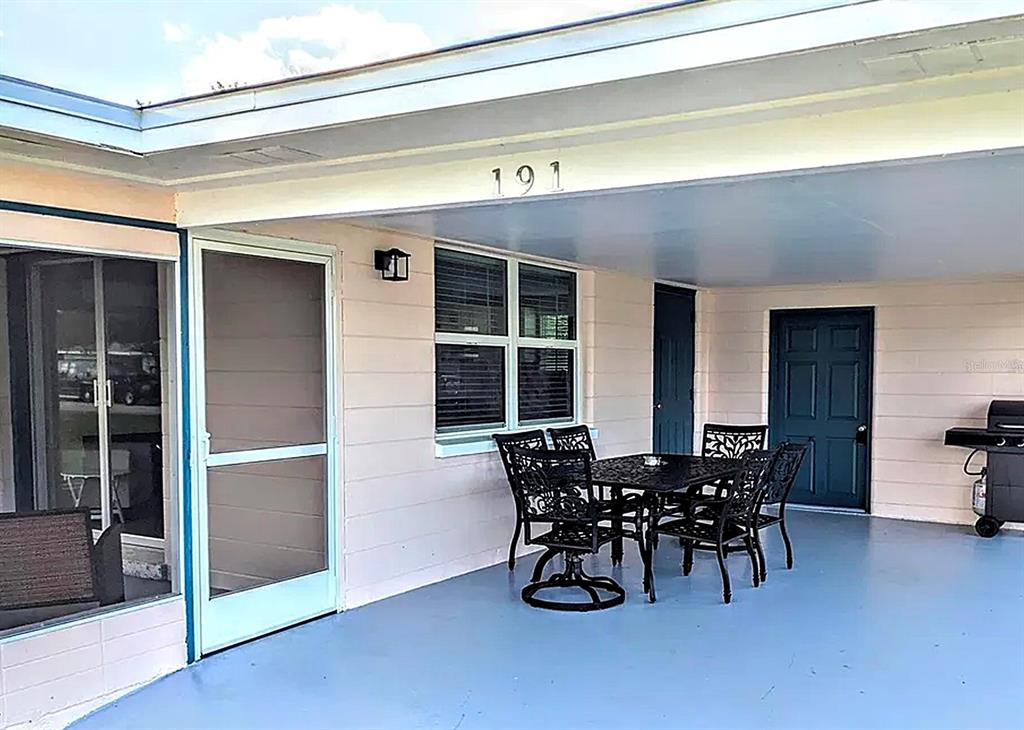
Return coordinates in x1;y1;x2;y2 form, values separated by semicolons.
180;5;433;95
163;21;189;43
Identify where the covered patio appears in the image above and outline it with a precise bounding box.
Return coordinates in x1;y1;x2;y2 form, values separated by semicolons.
1;2;1022;727
75;510;1023;730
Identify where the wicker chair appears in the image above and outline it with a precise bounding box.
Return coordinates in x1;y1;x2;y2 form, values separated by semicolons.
751;441;809;581
508;446;643;611
493;430;549;571
0;509;124;630
646;449;775;604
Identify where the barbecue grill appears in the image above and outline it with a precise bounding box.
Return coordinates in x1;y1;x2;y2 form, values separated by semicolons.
945;400;1024;537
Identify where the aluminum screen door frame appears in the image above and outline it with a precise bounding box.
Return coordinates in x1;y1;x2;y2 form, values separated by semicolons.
189;233;339;655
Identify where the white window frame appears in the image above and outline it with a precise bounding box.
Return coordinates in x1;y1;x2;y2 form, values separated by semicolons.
434;243;582;454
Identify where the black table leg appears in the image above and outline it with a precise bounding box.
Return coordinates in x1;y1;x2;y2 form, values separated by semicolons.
611;486;624;565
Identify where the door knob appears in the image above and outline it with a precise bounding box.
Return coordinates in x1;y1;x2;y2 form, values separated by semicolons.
655;403;662;410
856;424;868;444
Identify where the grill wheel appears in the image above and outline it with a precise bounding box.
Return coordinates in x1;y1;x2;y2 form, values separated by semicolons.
975;516;1001;538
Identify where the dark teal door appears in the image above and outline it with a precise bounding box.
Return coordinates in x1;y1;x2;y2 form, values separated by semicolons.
769;308;873;509
653;285;695;454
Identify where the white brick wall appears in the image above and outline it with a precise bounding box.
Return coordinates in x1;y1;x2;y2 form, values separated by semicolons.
696;277;1024;525
0;599;186;729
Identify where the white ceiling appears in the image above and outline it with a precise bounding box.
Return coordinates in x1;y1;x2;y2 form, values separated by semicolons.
351;151;1024;287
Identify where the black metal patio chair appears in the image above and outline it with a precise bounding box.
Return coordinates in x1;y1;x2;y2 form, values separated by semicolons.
493;430;549;571
645;449;775;604
654;422;771;549
750;441;809;581
547;425;596;459
548;424;644;565
508;446;644;611
701;423;769;460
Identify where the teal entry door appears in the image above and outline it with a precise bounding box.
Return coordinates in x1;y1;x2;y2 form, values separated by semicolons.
653;285;695;454
769;308;873;509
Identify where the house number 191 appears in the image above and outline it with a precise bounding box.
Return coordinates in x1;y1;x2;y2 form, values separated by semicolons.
491;161;562;197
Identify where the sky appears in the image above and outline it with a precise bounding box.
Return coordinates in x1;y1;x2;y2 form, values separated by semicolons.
0;0;665;106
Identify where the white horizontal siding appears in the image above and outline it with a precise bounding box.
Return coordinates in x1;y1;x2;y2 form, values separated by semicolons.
697;277;1024;525
247;220;657;608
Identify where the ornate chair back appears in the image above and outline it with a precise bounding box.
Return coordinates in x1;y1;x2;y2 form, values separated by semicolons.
722;449;776;522
493;430;548;488
701;423;768;459
507;447;596;532
761;441;810;506
547;425;596;460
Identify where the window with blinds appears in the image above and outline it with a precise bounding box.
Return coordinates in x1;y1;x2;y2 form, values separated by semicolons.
435;249;507;336
518;348;574;423
434;245;578;435
519;264;576;340
435;345;505;430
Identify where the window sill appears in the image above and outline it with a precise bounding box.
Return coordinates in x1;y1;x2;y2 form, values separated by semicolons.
0;593;182;645
435;426;599;459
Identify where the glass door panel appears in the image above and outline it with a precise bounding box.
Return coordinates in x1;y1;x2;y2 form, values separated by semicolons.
102;259;165;539
33;260;104;528
195;242;336;654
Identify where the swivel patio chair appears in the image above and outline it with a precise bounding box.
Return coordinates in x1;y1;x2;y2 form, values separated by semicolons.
548;423;643;565
508;446;644;611
646;449;775;604
493;429;548;571
750;441;809;581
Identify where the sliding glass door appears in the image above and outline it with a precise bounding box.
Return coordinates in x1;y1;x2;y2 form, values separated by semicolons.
30;258;164;535
191;236;338;654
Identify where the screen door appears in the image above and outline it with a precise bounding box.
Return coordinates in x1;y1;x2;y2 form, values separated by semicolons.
191;237;338;654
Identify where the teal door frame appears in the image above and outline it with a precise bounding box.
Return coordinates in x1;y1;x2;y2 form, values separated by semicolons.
768;307;874;510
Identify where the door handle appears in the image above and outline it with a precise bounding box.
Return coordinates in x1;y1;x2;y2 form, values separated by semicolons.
654;403;662;410
856;424;868;444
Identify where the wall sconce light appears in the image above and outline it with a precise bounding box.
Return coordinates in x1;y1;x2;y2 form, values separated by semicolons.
373;248;411;282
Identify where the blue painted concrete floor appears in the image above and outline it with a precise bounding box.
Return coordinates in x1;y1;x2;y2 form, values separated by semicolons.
77;512;1023;730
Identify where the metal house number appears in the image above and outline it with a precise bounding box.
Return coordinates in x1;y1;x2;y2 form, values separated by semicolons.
491;161;562;197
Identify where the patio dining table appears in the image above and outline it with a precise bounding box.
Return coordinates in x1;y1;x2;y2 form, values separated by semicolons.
591;454;745;564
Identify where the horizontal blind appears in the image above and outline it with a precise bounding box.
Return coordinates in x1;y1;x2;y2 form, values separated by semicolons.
518;348;574;423
436;344;506;430
519;264;576;340
435;249;508;336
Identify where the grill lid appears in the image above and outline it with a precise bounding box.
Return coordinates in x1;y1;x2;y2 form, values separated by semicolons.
988;400;1024;431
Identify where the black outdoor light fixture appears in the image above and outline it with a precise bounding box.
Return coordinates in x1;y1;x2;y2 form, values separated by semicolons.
373;248;411;281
